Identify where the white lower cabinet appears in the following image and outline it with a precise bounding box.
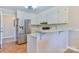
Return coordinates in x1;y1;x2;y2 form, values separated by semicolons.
27;34;37;53
27;31;68;53
50;31;68;49
37;31;68;52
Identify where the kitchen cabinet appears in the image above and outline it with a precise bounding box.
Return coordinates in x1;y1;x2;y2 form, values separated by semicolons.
37;31;68;52
27;34;37;53
31;15;40;25
51;31;68;48
27;31;68;53
38;7;68;25
17;7;68;25
57;7;68;23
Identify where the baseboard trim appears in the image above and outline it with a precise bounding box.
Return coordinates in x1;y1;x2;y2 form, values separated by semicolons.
2;36;16;43
2;35;15;38
3;36;15;39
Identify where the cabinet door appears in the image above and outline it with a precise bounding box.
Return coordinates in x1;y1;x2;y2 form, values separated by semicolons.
48;32;59;48
27;35;37;53
46;8;58;24
57;31;67;48
57;7;68;23
45;7;68;24
37;32;57;52
48;31;68;49
37;32;59;52
37;32;68;52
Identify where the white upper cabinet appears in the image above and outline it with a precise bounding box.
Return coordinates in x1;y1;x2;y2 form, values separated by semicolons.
37;7;68;24
17;7;69;25
57;7;68;23
30;14;40;25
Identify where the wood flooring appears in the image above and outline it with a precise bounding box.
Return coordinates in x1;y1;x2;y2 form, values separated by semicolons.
1;38;79;53
0;38;27;53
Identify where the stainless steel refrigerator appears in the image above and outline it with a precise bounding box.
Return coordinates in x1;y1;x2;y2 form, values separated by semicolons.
15;18;31;45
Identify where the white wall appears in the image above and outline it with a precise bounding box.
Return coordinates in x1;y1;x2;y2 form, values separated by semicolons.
69;7;79;29
3;15;16;38
0;8;16;39
68;7;79;49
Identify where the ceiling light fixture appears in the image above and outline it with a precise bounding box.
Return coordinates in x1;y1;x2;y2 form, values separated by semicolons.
24;6;37;9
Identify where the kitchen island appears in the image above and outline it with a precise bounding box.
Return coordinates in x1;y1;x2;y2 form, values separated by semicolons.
27;30;69;53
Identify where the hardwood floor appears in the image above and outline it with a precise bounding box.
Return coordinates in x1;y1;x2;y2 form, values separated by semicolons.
0;38;27;53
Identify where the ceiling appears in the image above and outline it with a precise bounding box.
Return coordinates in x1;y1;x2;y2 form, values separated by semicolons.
0;6;53;13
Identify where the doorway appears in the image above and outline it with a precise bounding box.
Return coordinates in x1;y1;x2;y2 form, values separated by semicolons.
0;14;26;53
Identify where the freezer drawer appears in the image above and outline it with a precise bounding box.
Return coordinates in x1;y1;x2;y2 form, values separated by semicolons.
16;34;27;44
